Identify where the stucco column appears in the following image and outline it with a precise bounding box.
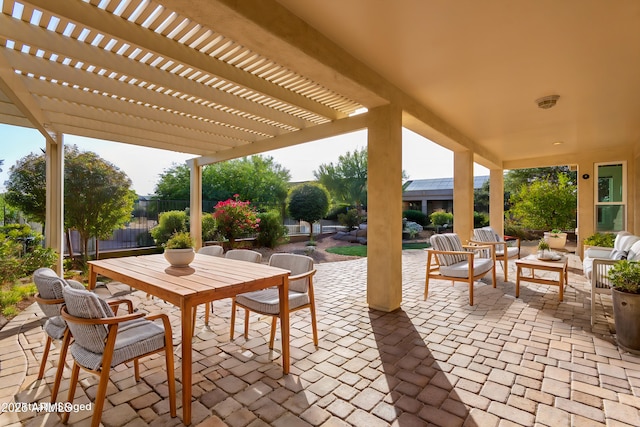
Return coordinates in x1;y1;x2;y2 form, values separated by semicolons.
489;169;504;234
45;133;64;274
367;104;402;312
453;150;474;242
188;158;203;250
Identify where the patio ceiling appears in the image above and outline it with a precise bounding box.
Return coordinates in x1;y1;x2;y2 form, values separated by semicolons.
1;0;640;169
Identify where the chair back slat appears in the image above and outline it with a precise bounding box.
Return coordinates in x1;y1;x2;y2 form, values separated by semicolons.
473;227;501;243
430;234;466;266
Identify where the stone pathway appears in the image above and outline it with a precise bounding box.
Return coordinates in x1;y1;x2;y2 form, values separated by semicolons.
1;250;639;426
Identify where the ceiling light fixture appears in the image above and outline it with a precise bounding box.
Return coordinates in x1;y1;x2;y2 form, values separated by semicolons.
553;141;563;146
535;95;560;109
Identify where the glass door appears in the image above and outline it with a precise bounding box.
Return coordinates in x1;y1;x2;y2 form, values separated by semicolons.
595;162;626;232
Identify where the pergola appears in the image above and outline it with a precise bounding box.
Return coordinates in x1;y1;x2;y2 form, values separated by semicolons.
1;0;640;312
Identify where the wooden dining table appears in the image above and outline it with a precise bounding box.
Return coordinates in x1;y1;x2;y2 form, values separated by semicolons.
87;253;291;425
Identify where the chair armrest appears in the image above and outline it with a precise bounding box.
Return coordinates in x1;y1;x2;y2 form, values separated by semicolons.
61;306;145;325
584;247;614;259
468;240;504;250
464;242;496;256
107;298;135;314
504;235;521;252
34;293;65;306
289;269;317;282
145;313;173;333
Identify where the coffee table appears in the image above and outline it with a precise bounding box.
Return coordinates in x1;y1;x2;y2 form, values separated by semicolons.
515;254;568;301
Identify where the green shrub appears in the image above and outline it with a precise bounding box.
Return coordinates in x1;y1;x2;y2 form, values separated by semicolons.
2;306;18;317
136;231;155;247
474;211;489;228
256;210;288;248
583;232;615;248
430;210;453;227
151;210;188;246
202;214;217;242
403;221;423;238
608;260;640;294
403;210;428;226
325;204;350;221
0;224;57;285
0;289;22;306
338;209;361;229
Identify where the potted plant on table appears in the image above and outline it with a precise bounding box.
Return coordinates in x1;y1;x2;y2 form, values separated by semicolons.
164;231;195;267
537;239;552;260
607;260;640;354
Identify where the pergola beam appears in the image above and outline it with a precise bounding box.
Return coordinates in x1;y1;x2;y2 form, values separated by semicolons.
0;14;310;131
38;96;246;149
196;112;370;165
7;50;283;138
25;0;342;121
0;47;57;144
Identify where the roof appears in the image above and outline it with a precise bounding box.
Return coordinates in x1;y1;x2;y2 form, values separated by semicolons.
2;1;639;169
404;176;489;193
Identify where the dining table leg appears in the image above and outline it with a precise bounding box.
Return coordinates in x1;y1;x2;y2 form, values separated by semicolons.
88;264;97;290
279;276;290;374
181;300;193;424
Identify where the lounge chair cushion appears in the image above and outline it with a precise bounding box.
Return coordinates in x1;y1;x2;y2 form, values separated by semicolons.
627;241;640;262
439;258;494;279
236;288;310;315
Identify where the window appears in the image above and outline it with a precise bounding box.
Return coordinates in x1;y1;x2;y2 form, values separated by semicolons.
595;162;626;232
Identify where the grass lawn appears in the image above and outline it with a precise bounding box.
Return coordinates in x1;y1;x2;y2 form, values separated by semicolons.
326;241;430;257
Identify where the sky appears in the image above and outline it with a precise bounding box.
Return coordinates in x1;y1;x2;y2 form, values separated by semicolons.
0;123;488;195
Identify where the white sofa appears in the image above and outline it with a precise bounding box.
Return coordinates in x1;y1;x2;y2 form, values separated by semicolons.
583;231;640;325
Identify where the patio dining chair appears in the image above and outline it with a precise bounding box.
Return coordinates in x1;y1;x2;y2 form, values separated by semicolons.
470;226;521;281
33;268;135;403
60;286;176;427
426;233;496;306
200;249;263;327
230;253;318;348
197;245;224;257
32;268;86;402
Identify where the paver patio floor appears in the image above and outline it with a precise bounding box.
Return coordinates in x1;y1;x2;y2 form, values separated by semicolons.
1;249;639;426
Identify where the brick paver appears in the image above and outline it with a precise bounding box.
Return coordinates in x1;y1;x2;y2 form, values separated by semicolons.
1;247;640;426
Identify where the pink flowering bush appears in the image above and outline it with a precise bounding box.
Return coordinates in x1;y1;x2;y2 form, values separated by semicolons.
212;194;260;247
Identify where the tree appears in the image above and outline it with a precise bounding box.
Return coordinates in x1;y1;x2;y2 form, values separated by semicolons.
64;146;136;261
287;183;330;239
4;146;135;261
314;147;367;212
314;147;407;213
154;155;291;211
4;153;47;224
504;166;576;195
508;173;577;231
